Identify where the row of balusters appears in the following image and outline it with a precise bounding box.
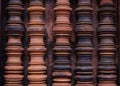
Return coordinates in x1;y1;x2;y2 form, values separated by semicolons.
4;0;117;86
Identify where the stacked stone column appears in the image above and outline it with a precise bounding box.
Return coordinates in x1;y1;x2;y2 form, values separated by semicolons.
4;0;24;86
27;0;47;86
75;0;94;86
52;0;72;86
98;0;117;86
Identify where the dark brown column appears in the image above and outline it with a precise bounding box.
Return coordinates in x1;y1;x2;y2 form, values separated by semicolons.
97;0;117;86
75;0;94;86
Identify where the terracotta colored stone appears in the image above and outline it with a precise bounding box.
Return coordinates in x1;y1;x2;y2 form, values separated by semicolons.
100;0;113;6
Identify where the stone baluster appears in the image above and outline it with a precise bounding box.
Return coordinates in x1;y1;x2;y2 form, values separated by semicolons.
27;0;47;86
4;0;24;85
98;0;117;86
75;0;94;85
52;0;72;86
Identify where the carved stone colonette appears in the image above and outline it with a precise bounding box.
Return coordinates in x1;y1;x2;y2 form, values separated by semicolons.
3;0;118;86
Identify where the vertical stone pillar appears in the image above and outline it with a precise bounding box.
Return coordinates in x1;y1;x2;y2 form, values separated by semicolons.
98;0;117;86
4;0;24;85
27;0;47;86
75;0;94;86
52;0;72;86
